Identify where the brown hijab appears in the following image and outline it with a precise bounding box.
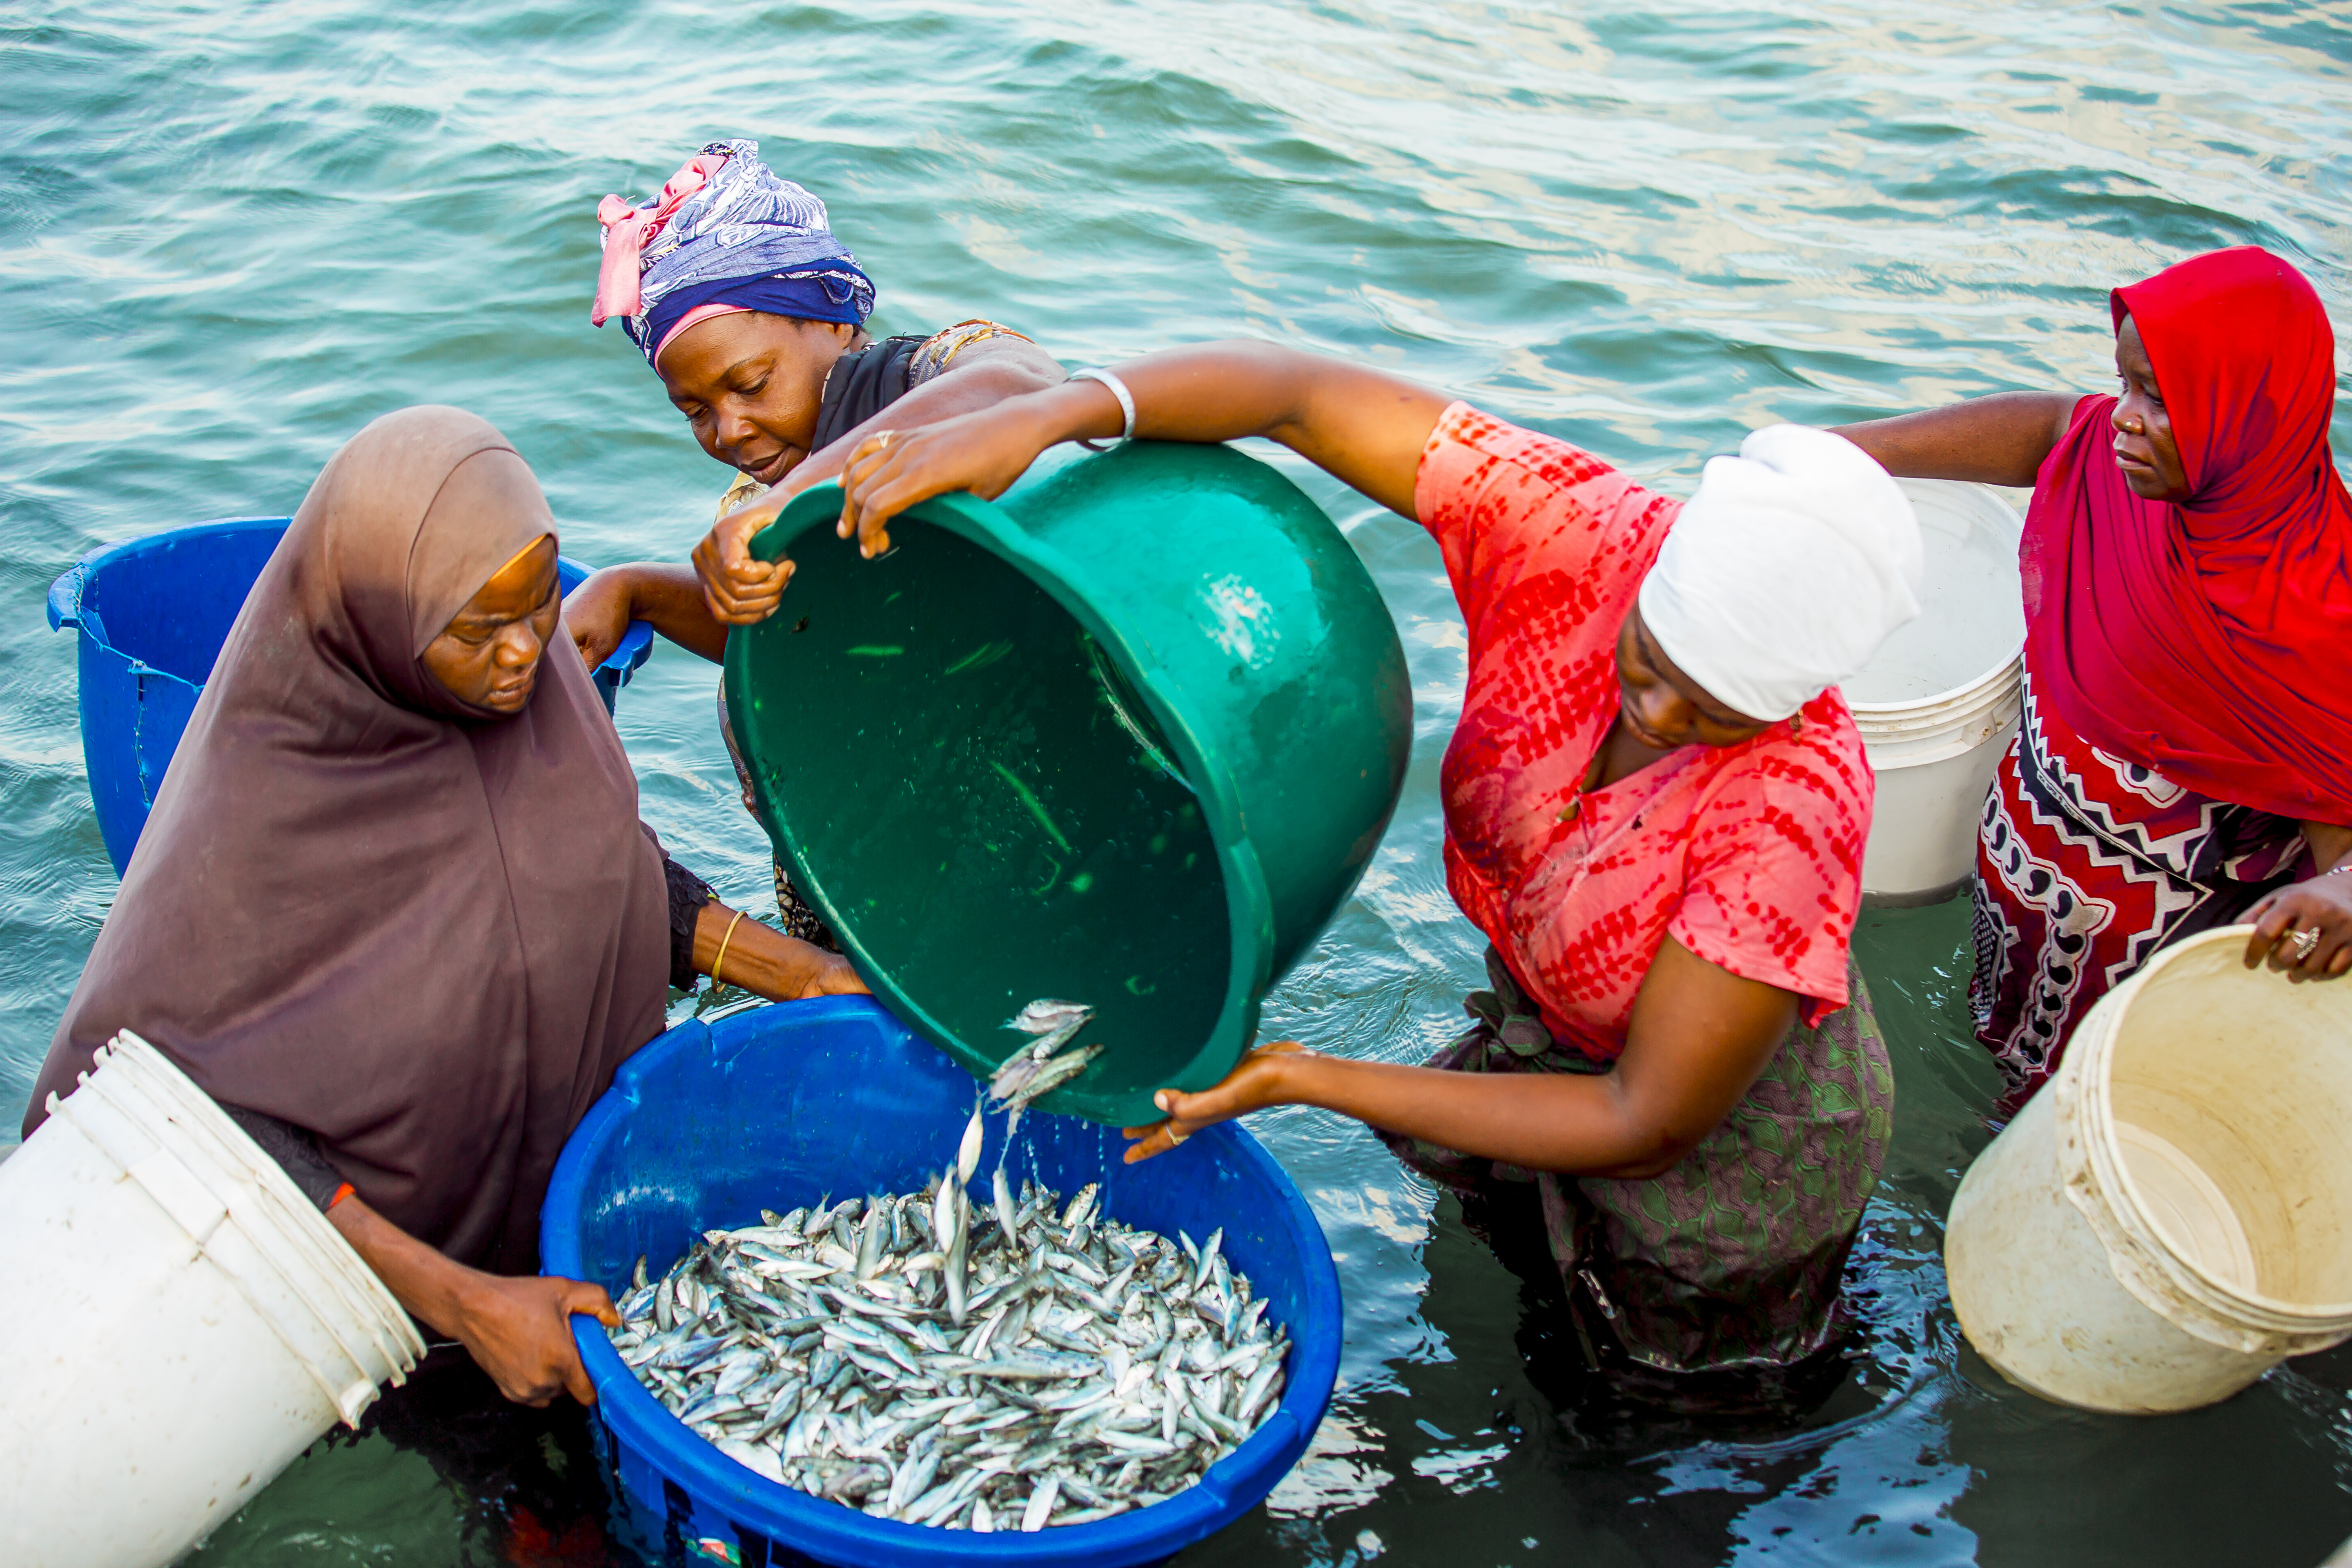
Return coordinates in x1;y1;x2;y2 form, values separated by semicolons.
27;407;671;1271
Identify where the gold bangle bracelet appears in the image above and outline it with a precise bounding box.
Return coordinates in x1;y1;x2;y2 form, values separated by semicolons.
710;908;748;989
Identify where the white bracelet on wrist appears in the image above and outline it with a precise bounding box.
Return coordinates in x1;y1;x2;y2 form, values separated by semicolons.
1069;368;1136;452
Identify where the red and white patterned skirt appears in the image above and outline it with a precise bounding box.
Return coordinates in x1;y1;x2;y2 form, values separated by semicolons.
1971;664;2305;1108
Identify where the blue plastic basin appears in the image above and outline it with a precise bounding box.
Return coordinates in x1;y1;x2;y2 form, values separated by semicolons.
540;995;1342;1568
46;517;654;876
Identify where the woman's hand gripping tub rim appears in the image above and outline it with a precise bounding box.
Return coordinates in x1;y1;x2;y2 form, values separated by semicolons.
328;1192;619;1407
2244;870;2352;984
1123;1042;1315;1165
835;387;1121;561
691;384;1066;621
692;390;1074;624
694;486;804;627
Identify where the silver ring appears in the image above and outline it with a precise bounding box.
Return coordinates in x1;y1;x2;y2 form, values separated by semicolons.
1164;1125;1190;1147
2292;927;2321;960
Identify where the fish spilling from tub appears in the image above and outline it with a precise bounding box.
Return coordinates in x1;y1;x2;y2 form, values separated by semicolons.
989;998;1104;1131
604;1103;1287;1532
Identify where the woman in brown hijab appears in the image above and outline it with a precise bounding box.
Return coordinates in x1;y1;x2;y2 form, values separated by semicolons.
24;406;862;1405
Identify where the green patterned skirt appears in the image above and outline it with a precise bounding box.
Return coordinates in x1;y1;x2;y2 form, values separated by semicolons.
1381;948;1893;1374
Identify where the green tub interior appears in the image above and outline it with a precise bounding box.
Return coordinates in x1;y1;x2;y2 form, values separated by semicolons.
729;514;1236;1120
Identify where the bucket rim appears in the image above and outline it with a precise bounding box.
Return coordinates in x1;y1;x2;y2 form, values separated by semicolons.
45;516;291;640
1892;476;2029;527
1846;646;2024;719
53;1033;424;1416
93;1033;419;1352
1848;478;2026;714
733;482;1280;1125
2081;929;2352;1330
1855;695;2022;775
46;515;649;686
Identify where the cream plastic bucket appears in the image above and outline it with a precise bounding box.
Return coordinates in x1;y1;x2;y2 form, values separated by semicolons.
1945;929;2352;1413
0;1032;423;1567
1848;480;2027;906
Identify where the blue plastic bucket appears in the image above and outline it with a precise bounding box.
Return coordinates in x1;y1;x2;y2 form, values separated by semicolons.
540;995;1342;1568
46;517;653;876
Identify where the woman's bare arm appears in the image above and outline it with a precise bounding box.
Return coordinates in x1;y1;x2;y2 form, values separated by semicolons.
329;1196;617;1406
564;562;726;666
795;336;1068;494
827;341;1452;559
1828;391;2080;486
691;898;866;999
1122;936;1797;1179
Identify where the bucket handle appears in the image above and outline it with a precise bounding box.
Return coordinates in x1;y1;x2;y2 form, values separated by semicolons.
44;561;87;634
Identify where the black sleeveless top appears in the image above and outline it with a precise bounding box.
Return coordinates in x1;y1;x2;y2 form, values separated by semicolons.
810;335;928;452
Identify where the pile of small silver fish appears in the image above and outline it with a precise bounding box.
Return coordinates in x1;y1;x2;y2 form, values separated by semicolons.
604;1092;1288;1532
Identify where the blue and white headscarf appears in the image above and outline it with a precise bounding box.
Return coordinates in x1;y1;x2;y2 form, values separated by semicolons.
592;139;876;370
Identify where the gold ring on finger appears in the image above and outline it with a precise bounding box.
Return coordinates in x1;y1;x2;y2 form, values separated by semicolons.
1165;1125;1190;1147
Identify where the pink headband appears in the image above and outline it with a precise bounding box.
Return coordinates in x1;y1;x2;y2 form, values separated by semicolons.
652;302;753;369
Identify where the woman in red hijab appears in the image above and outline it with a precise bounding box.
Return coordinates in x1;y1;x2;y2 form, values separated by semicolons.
1833;247;2352;1104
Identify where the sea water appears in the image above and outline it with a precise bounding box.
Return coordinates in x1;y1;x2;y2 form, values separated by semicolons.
6;1;2352;1563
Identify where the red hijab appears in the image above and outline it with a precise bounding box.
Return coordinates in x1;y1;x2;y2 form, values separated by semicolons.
2021;246;2352;825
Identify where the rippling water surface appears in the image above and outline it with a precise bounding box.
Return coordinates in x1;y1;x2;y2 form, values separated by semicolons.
8;2;2352;1563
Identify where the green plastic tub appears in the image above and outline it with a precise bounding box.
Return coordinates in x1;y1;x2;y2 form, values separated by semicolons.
722;441;1410;1127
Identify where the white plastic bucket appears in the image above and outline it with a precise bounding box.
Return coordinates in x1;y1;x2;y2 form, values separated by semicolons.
1945;929;2352;1413
1848;479;2027;906
0;1032;423;1567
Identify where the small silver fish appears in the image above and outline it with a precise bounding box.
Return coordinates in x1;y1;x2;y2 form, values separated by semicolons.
996;1042;1104;1117
1192;1228;1224;1296
956;1097;986;1189
608;1154;1287;1530
1007;998;1092;1035
1021;1474;1061;1532
990;1000;1096;1108
993;1165;1019;1243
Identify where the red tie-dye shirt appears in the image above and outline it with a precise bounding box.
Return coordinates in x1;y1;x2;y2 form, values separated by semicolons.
1416;403;1871;1062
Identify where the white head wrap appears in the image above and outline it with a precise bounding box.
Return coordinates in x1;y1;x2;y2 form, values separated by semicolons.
1636;425;1923;723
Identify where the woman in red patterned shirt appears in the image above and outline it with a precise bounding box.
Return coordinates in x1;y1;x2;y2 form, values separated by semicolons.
800;343;1924;1380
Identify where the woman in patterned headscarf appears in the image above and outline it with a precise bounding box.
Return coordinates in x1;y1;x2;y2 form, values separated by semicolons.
565;140;1068;940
